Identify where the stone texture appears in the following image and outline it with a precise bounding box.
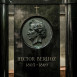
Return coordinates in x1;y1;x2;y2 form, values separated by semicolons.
8;5;66;71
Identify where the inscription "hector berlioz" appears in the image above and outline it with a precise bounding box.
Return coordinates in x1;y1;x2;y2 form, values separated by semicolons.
17;57;56;62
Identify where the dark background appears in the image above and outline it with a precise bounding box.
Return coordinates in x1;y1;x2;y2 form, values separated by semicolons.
71;4;77;77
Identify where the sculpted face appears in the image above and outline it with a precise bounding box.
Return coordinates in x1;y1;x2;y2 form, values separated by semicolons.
21;17;53;49
27;20;47;45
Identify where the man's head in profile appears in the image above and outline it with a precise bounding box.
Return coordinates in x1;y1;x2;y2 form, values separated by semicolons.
27;19;47;45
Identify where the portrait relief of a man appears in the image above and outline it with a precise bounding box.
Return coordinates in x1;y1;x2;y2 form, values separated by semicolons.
21;17;53;49
27;19;47;45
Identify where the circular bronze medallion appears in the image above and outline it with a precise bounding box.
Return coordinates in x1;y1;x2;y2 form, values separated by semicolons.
21;16;53;49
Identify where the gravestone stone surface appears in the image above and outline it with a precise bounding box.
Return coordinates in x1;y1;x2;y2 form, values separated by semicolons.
11;0;62;4
14;5;60;77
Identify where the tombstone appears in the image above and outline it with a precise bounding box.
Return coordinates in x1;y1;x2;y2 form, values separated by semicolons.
0;0;73;77
14;4;60;77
